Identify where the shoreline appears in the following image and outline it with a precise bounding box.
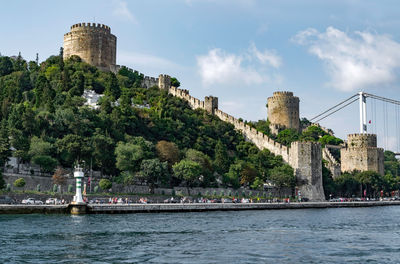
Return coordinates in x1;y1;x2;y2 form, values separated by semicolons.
1;201;400;214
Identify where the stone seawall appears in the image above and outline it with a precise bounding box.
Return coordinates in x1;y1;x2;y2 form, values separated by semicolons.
2;202;400;214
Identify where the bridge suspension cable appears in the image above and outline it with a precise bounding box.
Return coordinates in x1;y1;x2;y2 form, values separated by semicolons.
309;94;358;122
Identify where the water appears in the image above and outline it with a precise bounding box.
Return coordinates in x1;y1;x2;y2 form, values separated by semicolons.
1;207;400;263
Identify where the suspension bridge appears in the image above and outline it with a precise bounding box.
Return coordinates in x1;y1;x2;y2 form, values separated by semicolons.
309;92;400;153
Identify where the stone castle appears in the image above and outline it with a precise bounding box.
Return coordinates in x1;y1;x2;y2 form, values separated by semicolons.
63;23;117;72
267;91;300;134
63;23;385;200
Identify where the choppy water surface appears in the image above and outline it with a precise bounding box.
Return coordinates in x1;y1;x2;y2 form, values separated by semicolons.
1;207;400;263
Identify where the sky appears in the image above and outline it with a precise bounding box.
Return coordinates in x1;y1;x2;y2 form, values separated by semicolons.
1;0;400;151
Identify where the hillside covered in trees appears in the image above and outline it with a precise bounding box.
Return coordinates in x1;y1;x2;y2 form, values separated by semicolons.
0;51;293;192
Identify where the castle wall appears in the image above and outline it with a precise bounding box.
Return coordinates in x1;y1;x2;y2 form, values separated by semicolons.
63;23;116;72
340;134;384;175
111;65;159;88
322;147;341;178
91;66;325;200
289;142;325;201
166;86;324;201
267;91;300;134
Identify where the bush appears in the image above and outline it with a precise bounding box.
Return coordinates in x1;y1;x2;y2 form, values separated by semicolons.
14;178;26;188
99;179;112;191
220;190;224;197
6;183;11;191
68;184;73;193
36;184;41;192
53;184;58;192
242;190;246;197
94;186;99;193
212;190;217;197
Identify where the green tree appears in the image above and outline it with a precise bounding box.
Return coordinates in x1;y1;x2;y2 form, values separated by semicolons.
214;140;230;174
276;128;300;146
185;149;213;185
318;135;343;146
334;173;360;197
138;158;169;193
170;77;180;87
115;141;144;172
224;161;243;189
301;125;327;141
173;160;202;188
269;164;295;197
99;179;112;191
0;56;13;77
0;120;11;167
356;171;383;197
105;72;121;100
32;155;57;173
14;178;26;188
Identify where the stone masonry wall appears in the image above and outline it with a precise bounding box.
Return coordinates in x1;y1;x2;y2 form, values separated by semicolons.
322;147;341;178
167;85;325;201
64;23;116;72
341;134;384;175
289;142;325;201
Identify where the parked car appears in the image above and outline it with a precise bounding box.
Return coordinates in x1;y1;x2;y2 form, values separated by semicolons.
45;198;60;205
221;198;233;203
164;197;178;203
22;198;43;205
0;196;15;204
22;198;35;204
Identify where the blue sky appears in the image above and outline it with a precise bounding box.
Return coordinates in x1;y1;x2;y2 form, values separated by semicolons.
1;0;400;151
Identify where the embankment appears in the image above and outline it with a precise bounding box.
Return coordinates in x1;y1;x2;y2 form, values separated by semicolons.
1;201;400;214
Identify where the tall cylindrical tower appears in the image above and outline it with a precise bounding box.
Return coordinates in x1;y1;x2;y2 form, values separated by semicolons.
267;91;300;135
72;165;85;204
63;22;116;71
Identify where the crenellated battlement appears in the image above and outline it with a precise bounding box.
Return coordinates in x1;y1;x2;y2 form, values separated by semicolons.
346;133;377;148
272;91;294;96
71;22;111;31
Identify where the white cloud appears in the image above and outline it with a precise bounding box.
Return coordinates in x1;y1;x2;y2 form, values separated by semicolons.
112;0;137;23
249;43;282;68
196;44;282;86
293;27;400;92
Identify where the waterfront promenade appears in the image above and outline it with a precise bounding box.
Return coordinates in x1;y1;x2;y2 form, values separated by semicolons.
1;201;400;214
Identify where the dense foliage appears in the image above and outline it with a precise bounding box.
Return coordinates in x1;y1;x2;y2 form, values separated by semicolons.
321;150;400;199
0;52;291;190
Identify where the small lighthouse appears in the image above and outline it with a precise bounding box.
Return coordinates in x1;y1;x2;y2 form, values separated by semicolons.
70;165;87;214
72;165;85;204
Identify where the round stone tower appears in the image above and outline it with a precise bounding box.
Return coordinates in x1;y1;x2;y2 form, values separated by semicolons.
267;91;300;135
63;23;116;72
